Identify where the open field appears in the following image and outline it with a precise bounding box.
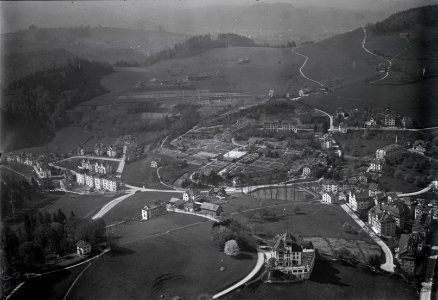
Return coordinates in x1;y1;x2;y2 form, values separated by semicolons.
102;191;180;224
298;28;383;86
69;217;257;300
232;203;372;242
101;47;307;95
225;259;416;300
41;193;123;219
122;156;168;189
222;194;290;214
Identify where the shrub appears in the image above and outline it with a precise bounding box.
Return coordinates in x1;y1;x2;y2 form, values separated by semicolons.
224;240;240;256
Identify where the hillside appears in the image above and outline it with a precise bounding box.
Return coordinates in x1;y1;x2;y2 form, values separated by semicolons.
365;5;438;83
294;28;384;86
101;47;313;95
0;26;188;85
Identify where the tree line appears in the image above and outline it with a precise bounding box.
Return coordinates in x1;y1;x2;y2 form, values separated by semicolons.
1;176;42;221
144;33;256;66
2;58;113;151
1;209;106;277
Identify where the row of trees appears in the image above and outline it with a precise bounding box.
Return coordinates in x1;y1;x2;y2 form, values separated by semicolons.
1;209;106;276
144;33;256;66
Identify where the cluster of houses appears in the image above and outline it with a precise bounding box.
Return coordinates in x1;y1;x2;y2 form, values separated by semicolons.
141;189;225;221
78;143;123;158
319;173;436;275
318;164;437;276
4;152;55;179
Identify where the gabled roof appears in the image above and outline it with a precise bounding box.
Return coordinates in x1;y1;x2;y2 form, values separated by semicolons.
76;240;90;248
200;202;221;212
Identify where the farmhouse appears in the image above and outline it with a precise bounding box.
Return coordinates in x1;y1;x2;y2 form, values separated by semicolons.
168;197;186;210
271;232;316;279
76;240;91;255
141;201;167;220
396;234;419;274
199;202;223;216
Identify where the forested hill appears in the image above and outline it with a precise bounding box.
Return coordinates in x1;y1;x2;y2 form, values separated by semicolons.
372;4;438;33
1;59;113;151
145;33;256;66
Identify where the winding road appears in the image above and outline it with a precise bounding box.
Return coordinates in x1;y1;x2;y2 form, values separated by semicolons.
361;27;392;84
291;47;325;87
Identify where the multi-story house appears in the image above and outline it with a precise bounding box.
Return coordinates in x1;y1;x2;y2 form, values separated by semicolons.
369;158;385;172
349;191;373;211
321;180;338;194
322;192;338;204
376;144;404;163
271;232;316;279
141;201;167;220
101;176;118;191
85;173;95;188
383;113;396;127
302;166;311;177
368;206;397;237
75;171;86;185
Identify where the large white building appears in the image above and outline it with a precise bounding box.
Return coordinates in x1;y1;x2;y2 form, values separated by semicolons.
322;192;338;204
271;232;316;279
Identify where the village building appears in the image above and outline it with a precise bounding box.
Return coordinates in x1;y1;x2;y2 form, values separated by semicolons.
183;189;201;202
409;140;426;155
141;201;167;220
271;232;316;279
321;180;338;194
75;171;86;185
396;234;420;274
349;191;373;211
101;176;118;191
365;117;377;127
368;207;397;237
167;197;186;210
76;240;91;255
150;160;158;168
383;113;396;127
107;146;119;158
376;144;404;163
322;192;338;204
369;158;385;172
85;173;95;188
199;202;223;216
302;166;311;177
